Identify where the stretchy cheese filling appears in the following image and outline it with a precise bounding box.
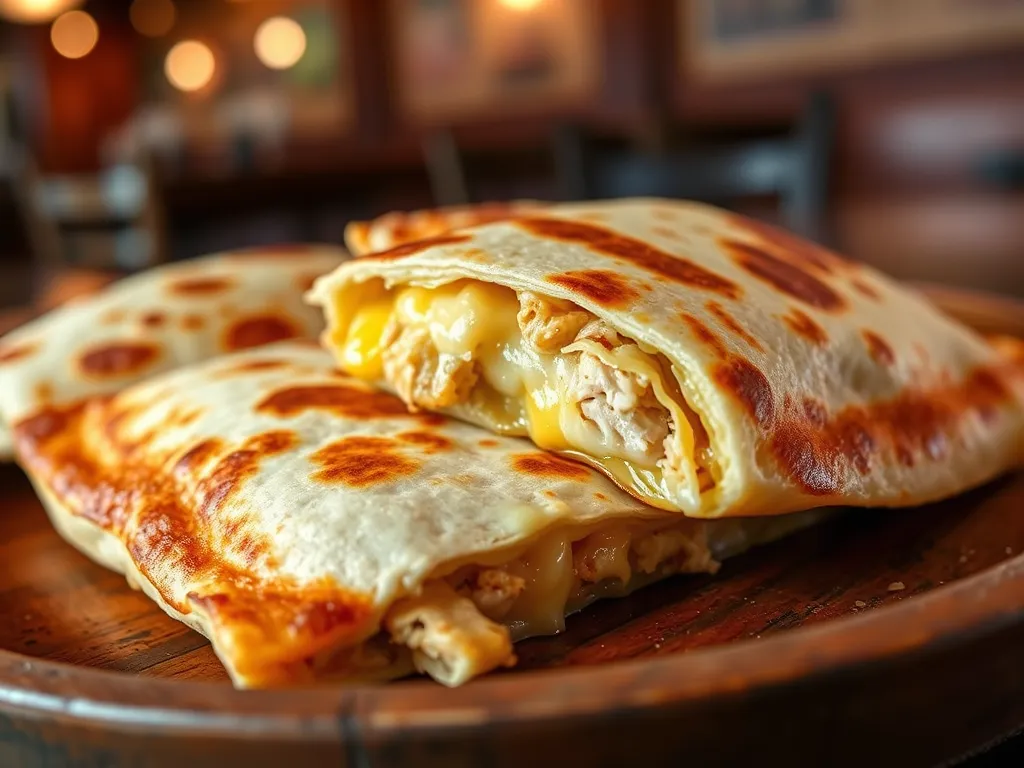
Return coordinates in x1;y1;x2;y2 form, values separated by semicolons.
381;514;716;686
329;279;719;513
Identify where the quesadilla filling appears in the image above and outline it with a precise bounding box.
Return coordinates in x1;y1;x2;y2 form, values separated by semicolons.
331;279;718;513
382;514;716;686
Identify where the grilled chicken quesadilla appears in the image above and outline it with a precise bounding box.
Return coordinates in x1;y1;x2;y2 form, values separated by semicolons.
0;245;346;461
15;341;822;688
311;198;1024;518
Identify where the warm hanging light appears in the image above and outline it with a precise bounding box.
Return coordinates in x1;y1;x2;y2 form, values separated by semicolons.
130;0;175;38
497;0;544;10
253;16;307;70
164;39;215;93
0;0;82;25
50;9;98;59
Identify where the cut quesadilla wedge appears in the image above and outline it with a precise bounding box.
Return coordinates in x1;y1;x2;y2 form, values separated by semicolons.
15;341;823;688
310;198;1024;518
0;244;346;461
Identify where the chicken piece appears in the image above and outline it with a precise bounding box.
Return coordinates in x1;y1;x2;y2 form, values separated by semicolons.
517;291;593;353
385;581;516;687
633;528;718;575
571;350;671;462
380;319;478;409
468;569;526;620
573;528;633;584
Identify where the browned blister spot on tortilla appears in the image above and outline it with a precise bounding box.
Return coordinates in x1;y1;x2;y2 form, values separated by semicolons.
397;430;454;454
862;330;895;366
548;269;642;308
593;492;608;501
543;490;558;499
140;311;166;328
310;435;421;487
221;359;289;376
511;452;590;481
853;279;881;301
726;240;844;311
225;315;300;351
0;341;37;365
170;276;234;295
365;233;472;262
705;301;764;352
652;208;677;222
33;382;54;404
782;308;829;346
770;368;1011;495
195;431;297;521
478;438;499;448
257;383;414;420
727;213;847;274
519;218;741;298
652;225;682;241
100;308;127;324
79;341;161;378
181;313;206;332
714;357;775;428
680;314;727;359
174;438;225;481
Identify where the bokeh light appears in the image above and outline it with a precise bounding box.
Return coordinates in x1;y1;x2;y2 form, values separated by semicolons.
130;0;176;38
164;39;215;93
50;9;98;60
0;0;81;25
497;0;544;11
254;16;307;71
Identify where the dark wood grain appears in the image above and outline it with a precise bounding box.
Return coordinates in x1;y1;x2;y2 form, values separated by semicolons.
1;287;1024;767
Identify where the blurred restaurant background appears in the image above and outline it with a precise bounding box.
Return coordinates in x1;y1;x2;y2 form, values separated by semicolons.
0;0;1021;314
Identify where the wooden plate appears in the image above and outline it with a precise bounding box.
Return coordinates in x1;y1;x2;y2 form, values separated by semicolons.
3;287;1024;768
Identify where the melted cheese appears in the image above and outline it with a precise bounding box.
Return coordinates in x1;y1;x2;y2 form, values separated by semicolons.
333;280;713;512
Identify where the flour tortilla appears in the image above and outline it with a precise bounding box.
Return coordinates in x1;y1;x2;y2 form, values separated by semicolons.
345;201;544;256
15;341;822;688
311;198;1024;519
0;245;347;460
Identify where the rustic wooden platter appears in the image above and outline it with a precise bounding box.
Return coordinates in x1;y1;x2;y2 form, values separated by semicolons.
2;286;1024;768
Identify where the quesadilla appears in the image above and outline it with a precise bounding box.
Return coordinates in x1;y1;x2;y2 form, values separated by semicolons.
0;245;346;461
15;341;822;688
310;198;1024;518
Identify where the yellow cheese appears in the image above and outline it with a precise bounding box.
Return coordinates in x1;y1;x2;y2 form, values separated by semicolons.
339;299;392;379
524;386;568;451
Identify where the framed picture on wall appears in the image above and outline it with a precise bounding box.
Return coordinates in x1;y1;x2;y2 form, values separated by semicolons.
681;0;1024;82
389;0;601;124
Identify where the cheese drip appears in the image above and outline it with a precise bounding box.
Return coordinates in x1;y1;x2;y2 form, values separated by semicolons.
334;280;716;512
439;515;715;644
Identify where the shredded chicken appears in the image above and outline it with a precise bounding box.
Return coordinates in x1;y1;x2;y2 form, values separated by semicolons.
573;528;633;584
385;581;515;687
633;529;718;575
380;318;479;409
571;349;671;463
468;569;526;620
517;291;593;353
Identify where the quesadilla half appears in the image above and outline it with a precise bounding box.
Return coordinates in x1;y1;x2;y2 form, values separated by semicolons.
0;245;346;460
15;341;822;688
310;198;1024;518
